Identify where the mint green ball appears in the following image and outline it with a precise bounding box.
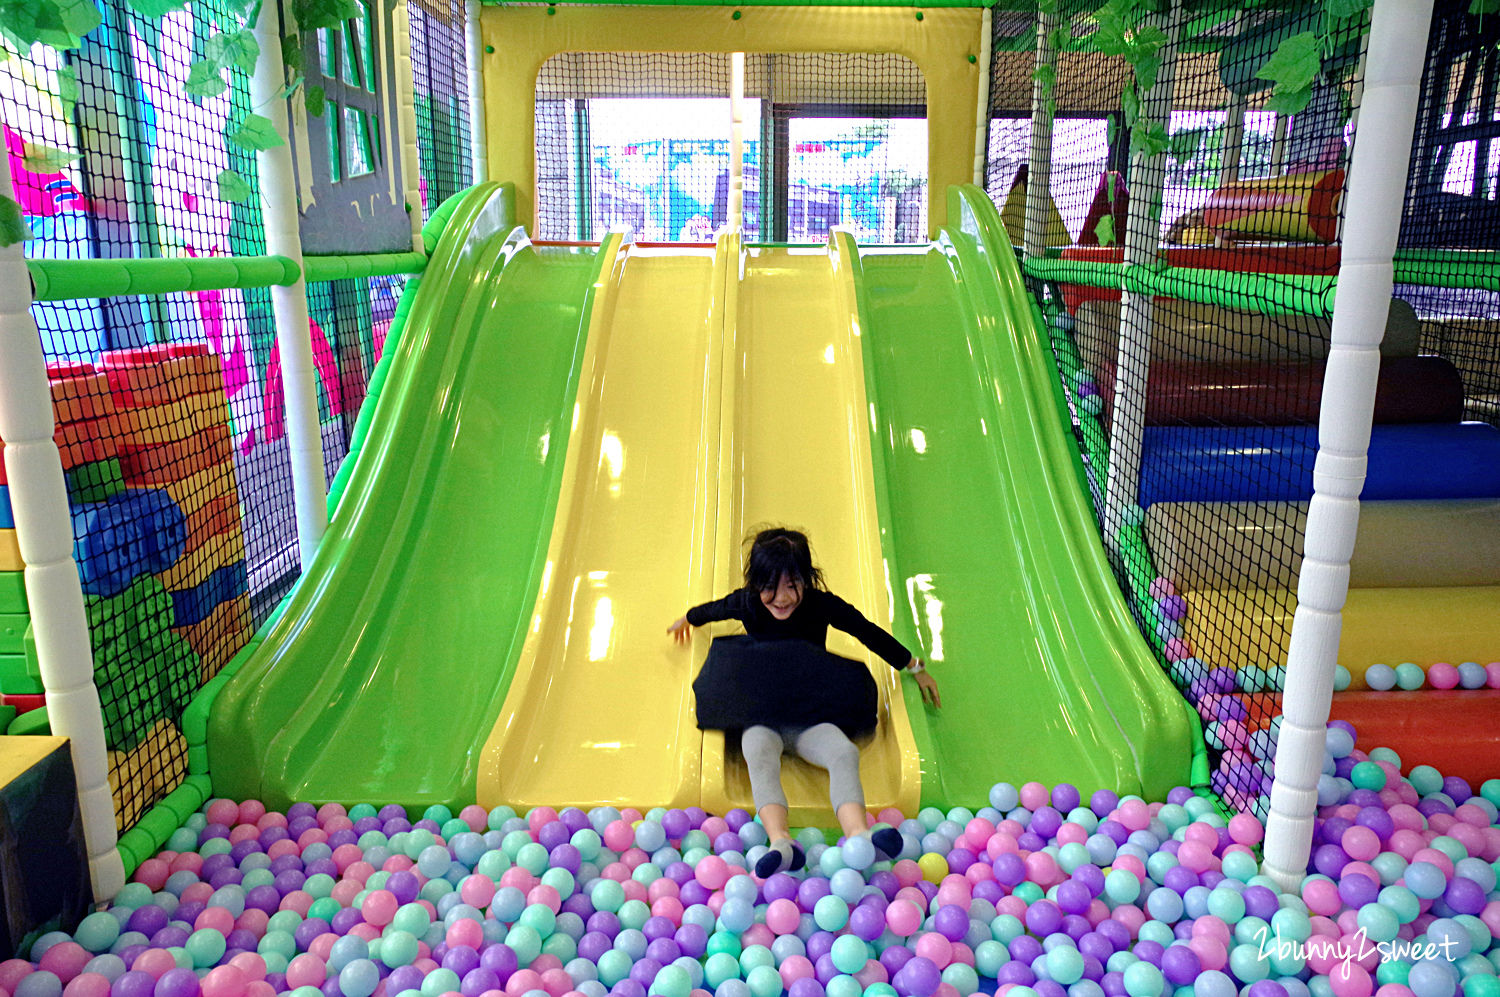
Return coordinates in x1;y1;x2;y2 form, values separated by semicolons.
516;842;549;875
1379;885;1421;924
381;930;418;967
815;896;850;932
1357;903;1400;943
745;965;782;997
618;899;650;931
1228;944;1271;984
739;947;774;974
519;904;556;938
707;932;742;960
597;950;632;988
1123;960;1166;997
1105;869;1142;905
185;929;226;968
1012;882;1044;904
1350;761;1387;791
826;977;862;997
990;914;1025;944
1395;662;1427;690
418;969;460;997
652;965;693;997
507;925;542;965
591;879;626;913
74;912;120;953
1046;946;1086;985
704;954;741;988
862;983;897;997
830;935;869;975
941;964;979;995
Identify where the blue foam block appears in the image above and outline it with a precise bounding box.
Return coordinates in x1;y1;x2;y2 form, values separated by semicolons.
1139;422;1500;507
0;484;12;529
170;561;248;628
71;489;187;598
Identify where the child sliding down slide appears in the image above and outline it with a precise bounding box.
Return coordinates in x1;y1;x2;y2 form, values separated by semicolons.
668;527;941;877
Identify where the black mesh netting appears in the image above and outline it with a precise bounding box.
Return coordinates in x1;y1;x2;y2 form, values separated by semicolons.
4;0;448;831
995;5;1380;816
535;51;927;243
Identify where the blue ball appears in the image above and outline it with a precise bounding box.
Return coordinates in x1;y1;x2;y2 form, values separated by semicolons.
1365;664;1397;691
1457;662;1488;689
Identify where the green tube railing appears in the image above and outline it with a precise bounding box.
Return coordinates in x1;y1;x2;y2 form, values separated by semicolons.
304;252;428;283
1023;257;1337;317
28;255;301;302
1393;250;1500;291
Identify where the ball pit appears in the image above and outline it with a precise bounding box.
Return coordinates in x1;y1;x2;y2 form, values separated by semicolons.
8;729;1500;997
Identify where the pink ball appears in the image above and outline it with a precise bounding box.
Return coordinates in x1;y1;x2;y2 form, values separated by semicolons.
620;847;649;871
1375;987;1416;997
226;956;265;984
1148;577;1176;600
499;868;538;893
892;860;923;888
853;961;887;988
694;856;730;890
914;933;953;969
621;881;648;905
347;924;380;943
770;956;813;989
741;924;774;951
329;880;361;907
133;858;170;891
601;820;634;853
279;891;314;916
1228;813;1264;846
507;970;542;997
285;955;327;990
1329;961;1373;997
1055;823;1088;847
1478;900;1500;938
1116;800;1150;832
1303;878;1342;916
255;811;288;831
307;935;337;963
0;961;32;994
766;899;801;935
1342;826;1381;862
40;942;89;984
237;800;267;825
1191;916;1230;945
195;907;235;937
539;969;573;997
228;824;259;845
459;806;488;832
201;965;249;997
234;910;269;941
168;853;204;876
446;919;484;950
206;799;240;826
650;897;684;925
886;899;924;936
1024;851;1061;887
1019;783;1049;811
1164;638;1193;663
1411;848;1454;878
1110;905;1145;936
315;803;347;825
1187;936;1227;972
62;973;111;997
528;885;562;913
1426;662;1460;690
132;950;176;981
361;889;399;927
266;840;300;862
533;957;564;976
935;983;960;997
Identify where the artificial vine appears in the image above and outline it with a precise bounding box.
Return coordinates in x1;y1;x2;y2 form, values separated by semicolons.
0;0;355;244
1254;0;1375;117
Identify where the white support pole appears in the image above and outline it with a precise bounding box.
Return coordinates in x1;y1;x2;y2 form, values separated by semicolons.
730;52;745;231
1262;0;1433;892
392;0;425;246
1270;113;1290;174
1102;0;1181;547
466;0;488;185
0;115;124;902
1024;7;1059;258
972;7;993;186
1221;92;1247;186
252;0;327;567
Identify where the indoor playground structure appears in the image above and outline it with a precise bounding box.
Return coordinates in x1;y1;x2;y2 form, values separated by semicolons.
2;0;1500;995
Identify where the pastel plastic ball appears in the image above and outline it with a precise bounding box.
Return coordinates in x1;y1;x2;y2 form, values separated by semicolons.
1364;665;1397;692
1426;662;1460;690
1394;663;1426;691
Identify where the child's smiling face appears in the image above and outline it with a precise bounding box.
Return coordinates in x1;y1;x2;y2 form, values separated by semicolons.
760;573;805;620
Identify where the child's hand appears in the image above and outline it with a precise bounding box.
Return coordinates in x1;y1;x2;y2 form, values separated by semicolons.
667;616;692;644
911;664;941;708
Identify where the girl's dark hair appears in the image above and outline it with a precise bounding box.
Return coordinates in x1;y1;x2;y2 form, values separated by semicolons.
744;527;825;593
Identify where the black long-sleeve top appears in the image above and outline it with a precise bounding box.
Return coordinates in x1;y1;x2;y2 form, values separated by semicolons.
686;587;914;670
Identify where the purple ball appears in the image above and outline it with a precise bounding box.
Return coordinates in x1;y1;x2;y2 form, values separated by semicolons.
207;868;243;889
288;802;318;820
352;816;381;835
199;823;231;844
430;944;449;964
1091;790;1120;816
995;961;1034;987
789;978;825;997
1355;806;1395;840
325;829;357;850
946;848;977;875
1159;945;1201;986
561;894;594;920
1024;900;1063;937
126;906;169;937
724;809;752;832
537;821;570;851
548;844;581;875
1009;935;1043;964
679;882;711;907
224;930;258;952
259;826;290;848
1321;817;1354;844
586;912;621;939
1442;777;1472;803
1417;798;1452;818
664;862;696;886
806;933;836;964
674;924;707;959
1079;933;1113;965
1173;922;1194;941
1082;956;1105;983
151;926;190;949
640;917;674;942
264;975;285;993
304;858;338;880
269;854;303;876
713;832;741;855
1200;870;1226;890
386;871;420;905
1072;865;1106;898
1242;885;1279;921
1312;843;1350;878
382;818;412;836
386;967;423;996
413;819;441;833
1034;981;1067;997
329;908;363;934
892;956;941;997
1029;808;1063;840
1132;940;1164;967
645;939;680;965
992;853;1026;886
294;918;331;951
1055;881;1092;916
869;871;900;901
880;946;915;979
1162;866;1199;895
1017;832;1047;852
200;854;235;880
1344;790;1382;810
1063;915;1092;941
460;969;499;997
1339;873;1380;908
1051;784;1082;813
798;878;832;912
914;881;938;904
112;972;157;997
479;944;518;984
1333;756;1358;780
814;955;840;986
1248;982;1288;997
848;904;886;942
442;946;480;978
611;981;645;997
560;808;591;835
932;905;969;942
288;816;318;838
1444;876;1486;915
1102;972;1128;997
973;881;1004;906
577;932;612;963
1098;820;1129;846
1095;920;1131;952
154;967;199;997
273;870;307;896
244;885;280;914
1159;595;1188;622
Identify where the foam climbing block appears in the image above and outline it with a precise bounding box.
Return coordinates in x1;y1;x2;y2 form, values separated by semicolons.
175;593;252;682
53;414;120;471
46;368;115;425
64;459;125;504
1092;355;1464;430
170;561;248;628
163;463;238;519
0;653;39;695
113;392;231;448
1185;584;1500;688
86;575;175;648
0;485;11;529
118;425;231;487
0;616;25;656
1146;499;1500;592
0;531;20;572
1072;298;1419;376
71;490;187;598
155;529;244;592
1138;422;1500;507
0;574;26;614
181;494;240;557
99;347;222;409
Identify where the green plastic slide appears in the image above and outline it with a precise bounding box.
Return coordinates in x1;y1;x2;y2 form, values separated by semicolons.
848;186;1193;807
208;185;618;810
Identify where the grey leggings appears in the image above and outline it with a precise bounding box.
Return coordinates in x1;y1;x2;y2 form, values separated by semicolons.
742;723;864;812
